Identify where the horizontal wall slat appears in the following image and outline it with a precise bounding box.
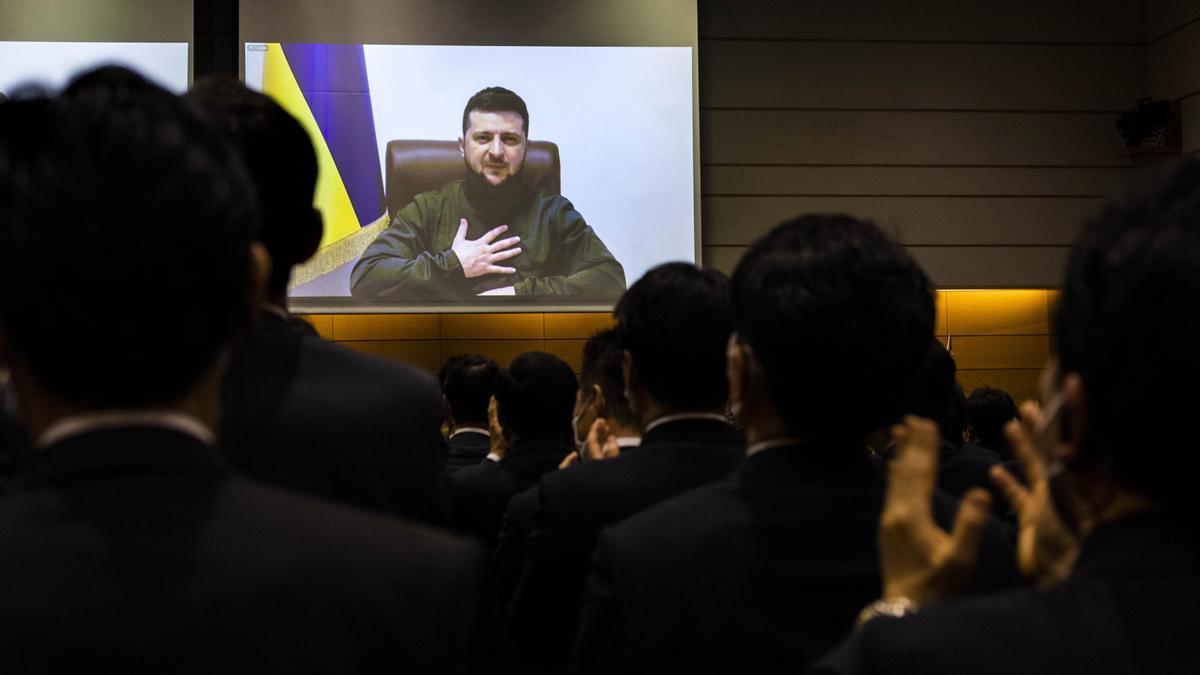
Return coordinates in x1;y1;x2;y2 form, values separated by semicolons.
700;42;1145;111
702;166;1130;196
1146;21;1200;100
699;0;1143;44
702;245;1070;288
440;339;545;368
331;314;439;341
544;313;613;339
441;314;543;339
1144;0;1200;42
950;335;1050;369
700;110;1128;166
701;196;1097;246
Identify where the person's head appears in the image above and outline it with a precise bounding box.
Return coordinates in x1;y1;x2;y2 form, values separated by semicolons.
899;339;965;445
494;351;577;445
965;387;1019;454
442;355;499;429
573;328;638;448
459;86;528;188
729;214;934;443
0;66;262;422
1053;158;1200;510
185;77;321;301
614;263;732;422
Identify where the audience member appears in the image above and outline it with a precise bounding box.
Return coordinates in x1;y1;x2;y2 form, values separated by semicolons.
814;158;1200;674
568;327;642;457
0;67;481;672
186;78;451;526
441;355;501;472
451;351;575;548
501;265;741;671
571;215;1002;673
965;386;1020;460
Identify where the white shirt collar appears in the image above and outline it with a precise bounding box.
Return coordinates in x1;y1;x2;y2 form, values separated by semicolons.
450;426;490;438
643;413;729;433
745;437;802;457
262;303;290;321
38;409;216;449
615;436;642;448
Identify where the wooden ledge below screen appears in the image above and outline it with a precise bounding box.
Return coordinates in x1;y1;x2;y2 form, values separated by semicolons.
298;290;1058;401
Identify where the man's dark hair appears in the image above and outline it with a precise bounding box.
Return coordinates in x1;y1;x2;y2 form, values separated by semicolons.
186;77;318;297
0;66;257;407
902;339;966;444
462;86;529;136
443;355;499;427
580;328;637;428
615;262;732;412
732;214;934;441
495;352;577;443
966;387;1019;454
1056;158;1200;506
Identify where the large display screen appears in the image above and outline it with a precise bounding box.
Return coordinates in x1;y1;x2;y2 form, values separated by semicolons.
0;41;189;95
245;42;694;311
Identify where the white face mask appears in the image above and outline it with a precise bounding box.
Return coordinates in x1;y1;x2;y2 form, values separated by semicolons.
571;391;596;452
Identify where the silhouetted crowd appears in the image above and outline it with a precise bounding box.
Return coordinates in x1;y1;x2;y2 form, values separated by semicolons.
0;67;1196;674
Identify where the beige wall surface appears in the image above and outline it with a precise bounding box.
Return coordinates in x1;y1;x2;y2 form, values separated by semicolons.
696;0;1147;287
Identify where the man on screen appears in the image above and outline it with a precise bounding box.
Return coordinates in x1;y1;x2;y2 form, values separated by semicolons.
350;86;626;303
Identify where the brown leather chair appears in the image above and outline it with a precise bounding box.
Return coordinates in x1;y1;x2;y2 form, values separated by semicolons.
385;140;561;220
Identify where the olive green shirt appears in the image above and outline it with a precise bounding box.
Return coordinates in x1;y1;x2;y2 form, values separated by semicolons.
350;180;626;303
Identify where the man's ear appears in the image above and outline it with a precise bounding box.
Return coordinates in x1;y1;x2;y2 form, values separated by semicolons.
1059;372;1088;464
295;207;323;266
622;350;637;406
591;383;606;418
458;136;465;157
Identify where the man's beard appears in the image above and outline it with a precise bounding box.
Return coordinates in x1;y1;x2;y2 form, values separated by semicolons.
464;154;532;223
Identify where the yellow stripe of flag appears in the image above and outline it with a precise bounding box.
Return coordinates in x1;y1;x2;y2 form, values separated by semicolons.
262;43;361;249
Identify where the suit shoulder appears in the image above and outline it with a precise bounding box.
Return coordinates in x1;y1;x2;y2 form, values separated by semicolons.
604;478;740;548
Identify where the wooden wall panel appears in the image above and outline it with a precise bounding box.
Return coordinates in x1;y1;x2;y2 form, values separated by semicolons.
700;42;1145;111
958;369;1043;403
298;314;334;340
337;340;442;372
441;313;544;339
701;110;1128;166
699;0;1142;43
544;313;614;339
944;290;1051;335
439;339;544;368
701;196;1097;246
702;166;1126;197
543;339;588;373
949;335;1050;370
331;314;439;341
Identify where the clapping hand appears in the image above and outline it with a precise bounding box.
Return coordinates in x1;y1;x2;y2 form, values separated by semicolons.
989;401;1081;589
879;417;993;605
451;218;521;278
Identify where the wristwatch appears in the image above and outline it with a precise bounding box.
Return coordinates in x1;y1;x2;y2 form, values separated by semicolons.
855;596;919;629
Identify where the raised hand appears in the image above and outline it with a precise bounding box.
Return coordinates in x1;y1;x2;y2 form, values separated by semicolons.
451;218;522;278
879;416;992;605
989;401;1080;589
583;417;621;462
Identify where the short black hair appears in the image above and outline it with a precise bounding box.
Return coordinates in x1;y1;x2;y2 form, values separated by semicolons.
902;339;965;443
615;262;732;411
580;328;636;428
462;86;528;136
1057;158;1200;506
495;352;577;443
186;77;318;297
443;355;499;427
966;387;1019;453
732;214;934;441
0;66;257;407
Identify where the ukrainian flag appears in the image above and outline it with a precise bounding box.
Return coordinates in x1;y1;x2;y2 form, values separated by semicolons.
261;43;387;287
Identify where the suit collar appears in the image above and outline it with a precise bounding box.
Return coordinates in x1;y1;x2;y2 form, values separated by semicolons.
13;426;228;489
639;416;743;449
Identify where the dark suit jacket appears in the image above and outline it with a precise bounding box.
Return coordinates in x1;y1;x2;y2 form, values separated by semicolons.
813;512;1200;675
500;417;744;671
451;436;568;549
221;310;450;525
572;442;1020;675
447;429;491;474
0;426;483;673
